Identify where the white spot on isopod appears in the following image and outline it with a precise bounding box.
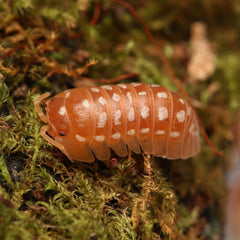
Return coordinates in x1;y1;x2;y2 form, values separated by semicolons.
58;106;66;116
155;130;165;135
187;106;191;116
118;84;127;89
131;83;142;87
98;96;107;105
157;92;168;99
150;84;159;87
176;110;185;123
140;106;150;119
138;91;147;96
127;107;135;122
170;131;180;138
127;129;135;135
140;128;150;133
75;134;86;142
65;91;71;98
101;85;112;90
97;112;107;128
74;104;82;115
179;98;185;104
114;109;121;125
94;135;105;142
127;92;132;104
158;107;168;121
189;123;195;135
82;99;89;108
192;130;199;137
111;132;121;139
112;93;121;102
91;87;99;92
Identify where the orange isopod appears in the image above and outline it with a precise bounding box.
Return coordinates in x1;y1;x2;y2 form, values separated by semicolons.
34;83;200;162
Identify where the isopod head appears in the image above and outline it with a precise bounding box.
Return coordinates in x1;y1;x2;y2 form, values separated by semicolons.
46;97;70;138
35;90;96;162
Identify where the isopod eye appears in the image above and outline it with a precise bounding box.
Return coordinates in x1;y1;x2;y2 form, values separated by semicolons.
46;97;70;137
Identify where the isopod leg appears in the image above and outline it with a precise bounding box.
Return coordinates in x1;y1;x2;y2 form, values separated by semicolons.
128;146;132;161
34;92;51;123
40;125;73;162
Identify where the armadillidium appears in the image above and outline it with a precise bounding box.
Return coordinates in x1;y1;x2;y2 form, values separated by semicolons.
34;83;200;162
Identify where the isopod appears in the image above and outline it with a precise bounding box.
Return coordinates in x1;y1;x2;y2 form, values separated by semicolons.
34;83;200;162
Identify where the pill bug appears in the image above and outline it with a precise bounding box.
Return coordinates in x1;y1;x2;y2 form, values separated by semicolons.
34;83;200;162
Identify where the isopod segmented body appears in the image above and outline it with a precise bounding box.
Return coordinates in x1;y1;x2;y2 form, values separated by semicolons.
35;83;200;162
